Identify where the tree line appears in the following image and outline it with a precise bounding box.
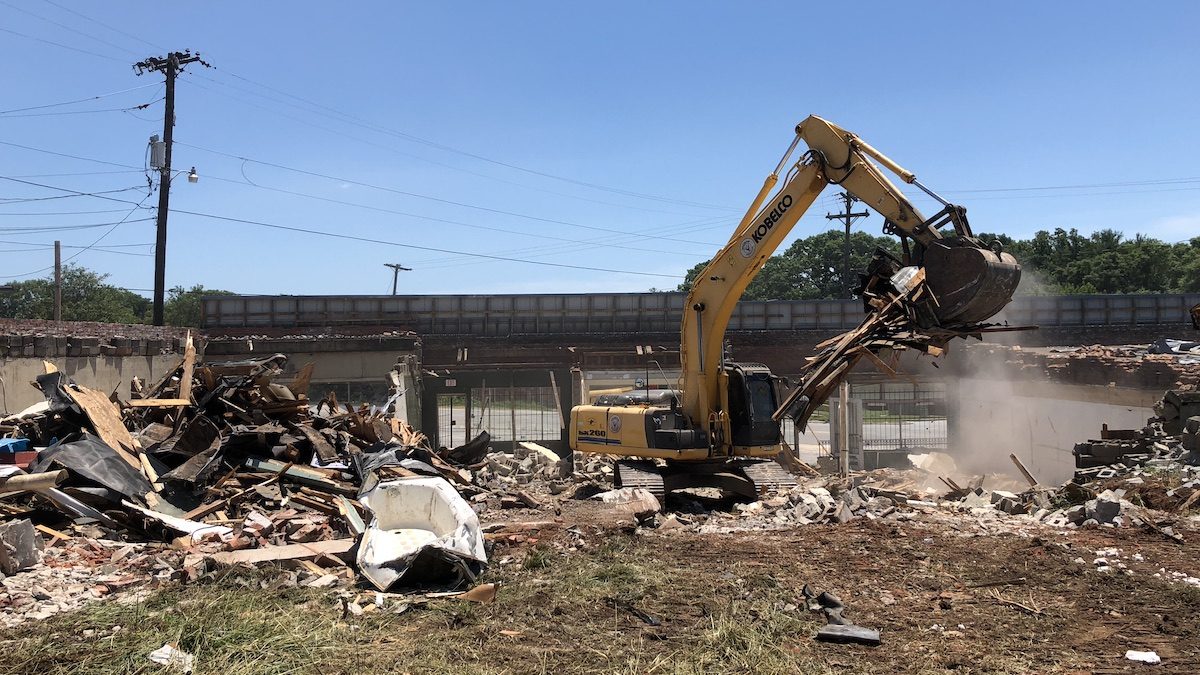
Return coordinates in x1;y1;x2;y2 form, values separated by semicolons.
677;228;1200;299
0;265;227;327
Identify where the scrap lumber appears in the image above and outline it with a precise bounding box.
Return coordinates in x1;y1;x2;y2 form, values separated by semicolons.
64;384;140;467
294;424;338;464
335;495;366;535
126;398;191;408
210;538;354;566
1009;453;1039;487
286;362;315;398
242;456;356;495
179;332;196;402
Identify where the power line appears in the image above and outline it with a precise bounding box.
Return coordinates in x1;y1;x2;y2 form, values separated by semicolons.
0;218;154;234
183;75;730;217
0;25;127;63
0;194;152;279
0;99;161;118
0;140;144;171
0;176;147;205
0;186;149;203
0;207;138;216
177;140;718;246
0;0;141;57
200;172;712;258
190;70;736;211
38;0;165;52
170;207;682;279
0;83;159;115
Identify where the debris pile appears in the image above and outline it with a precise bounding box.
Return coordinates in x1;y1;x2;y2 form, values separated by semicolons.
0;349;546;627
670;390;1198;540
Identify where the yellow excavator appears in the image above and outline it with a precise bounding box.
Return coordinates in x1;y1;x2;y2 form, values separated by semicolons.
569;115;1022;499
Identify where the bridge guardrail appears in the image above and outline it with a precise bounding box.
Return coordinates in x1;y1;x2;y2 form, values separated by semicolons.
201;292;1200;335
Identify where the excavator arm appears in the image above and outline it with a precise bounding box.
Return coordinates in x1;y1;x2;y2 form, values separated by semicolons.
680;115;1020;435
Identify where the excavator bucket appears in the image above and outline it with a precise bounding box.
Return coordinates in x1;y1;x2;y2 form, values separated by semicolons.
922;241;1021;325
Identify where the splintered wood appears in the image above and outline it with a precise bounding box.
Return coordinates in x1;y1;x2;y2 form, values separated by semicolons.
775;263;1028;430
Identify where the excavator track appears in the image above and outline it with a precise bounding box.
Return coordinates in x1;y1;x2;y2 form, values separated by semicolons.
614;460;666;504
615;459;797;506
736;459;799;494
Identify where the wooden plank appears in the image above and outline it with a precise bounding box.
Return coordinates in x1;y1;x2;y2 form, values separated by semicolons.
179;331;196;402
242;456;356;495
65;384;141;467
335;495;366;535
126;398;191;407
856;346;898;377
294;424;338;464
209;538;354;566
286;362;315;398
185;473;281;520
1009;453;1039;487
548;370;565;430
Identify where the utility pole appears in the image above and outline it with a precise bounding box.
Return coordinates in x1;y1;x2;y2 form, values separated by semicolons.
134;50;210;325
825;191;868;298
53;240;61;322
384;263;412;295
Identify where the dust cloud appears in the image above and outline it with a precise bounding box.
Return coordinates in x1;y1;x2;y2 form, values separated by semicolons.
946;355;1153;485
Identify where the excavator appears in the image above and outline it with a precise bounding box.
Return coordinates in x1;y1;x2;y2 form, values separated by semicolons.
569;115;1022;500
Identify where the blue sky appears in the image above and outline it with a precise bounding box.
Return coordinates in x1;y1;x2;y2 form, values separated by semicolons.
1;1;1198;296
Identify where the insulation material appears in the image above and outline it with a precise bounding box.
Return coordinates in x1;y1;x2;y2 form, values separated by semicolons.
356;477;486;591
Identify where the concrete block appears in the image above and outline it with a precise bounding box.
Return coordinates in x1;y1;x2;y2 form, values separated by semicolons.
1085;490;1122;524
0;518;43;574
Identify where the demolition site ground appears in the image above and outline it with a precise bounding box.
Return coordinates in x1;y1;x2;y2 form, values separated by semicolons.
3;503;1199;675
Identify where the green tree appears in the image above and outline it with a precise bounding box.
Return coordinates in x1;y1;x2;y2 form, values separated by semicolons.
164;284;231;327
676;229;899;300
0;265;149;323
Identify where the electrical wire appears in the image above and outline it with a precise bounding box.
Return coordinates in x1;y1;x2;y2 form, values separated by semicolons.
0;98;161;118
0;25;127;63
169;207;682;279
200;171;713;258
0;193;153;279
183;75;733;217
0;186;149;203
0;218;153;234
176;140;717;246
188;71;736;211
0;0;141;57
0;140;144;171
38;0;165;52
0;207;136;216
0;83;159;115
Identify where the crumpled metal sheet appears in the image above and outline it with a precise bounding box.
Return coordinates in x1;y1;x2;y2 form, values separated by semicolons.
30;433;153;501
356;477;486;591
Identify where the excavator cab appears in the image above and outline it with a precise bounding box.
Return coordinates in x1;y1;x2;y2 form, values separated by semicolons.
726;363;782;447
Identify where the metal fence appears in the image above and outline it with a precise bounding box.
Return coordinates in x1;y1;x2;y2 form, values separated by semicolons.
202;292;1200;335
437;386;563;449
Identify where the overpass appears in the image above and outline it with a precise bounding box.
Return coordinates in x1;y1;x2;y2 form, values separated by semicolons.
202;291;1199;372
200;291;1198;454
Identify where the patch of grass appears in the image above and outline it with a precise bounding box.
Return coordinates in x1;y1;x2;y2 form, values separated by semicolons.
522;544;553;571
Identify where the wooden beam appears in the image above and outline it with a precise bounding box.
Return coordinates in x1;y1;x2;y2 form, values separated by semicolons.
210;538;354;566
126;398;191;407
179;331;196;402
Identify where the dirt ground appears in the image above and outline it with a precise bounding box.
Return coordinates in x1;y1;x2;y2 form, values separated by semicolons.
2;501;1197;675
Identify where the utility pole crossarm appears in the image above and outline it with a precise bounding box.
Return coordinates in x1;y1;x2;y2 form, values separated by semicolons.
384;263;413;295
825;191;869;298
134;50;211;326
